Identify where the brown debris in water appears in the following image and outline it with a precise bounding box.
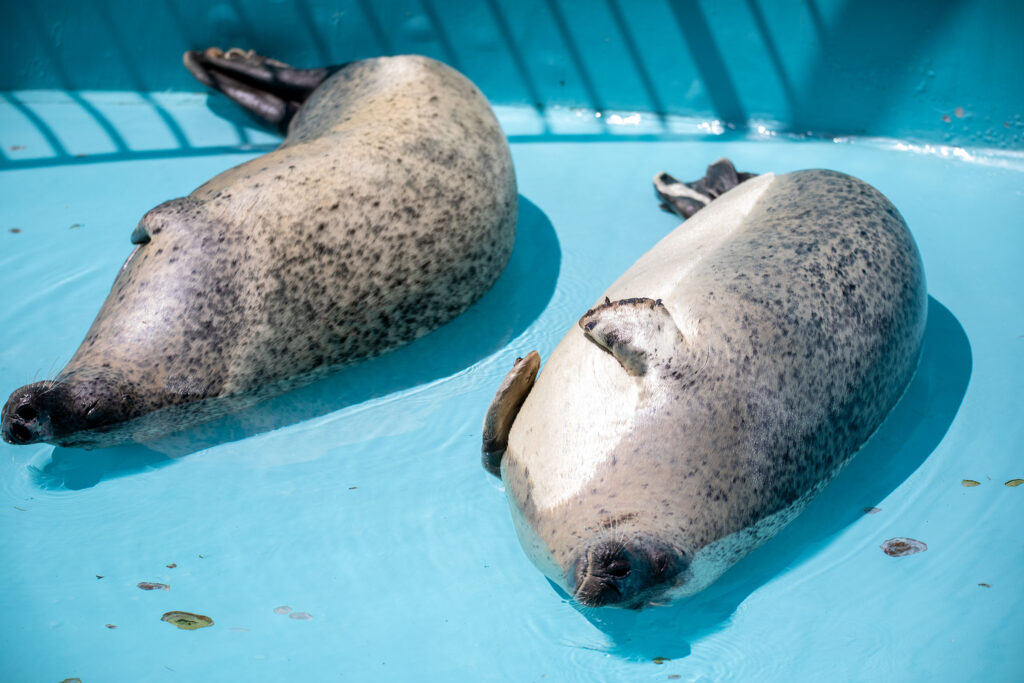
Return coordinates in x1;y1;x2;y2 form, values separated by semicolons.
652;657;670;664
881;538;927;557
961;479;981;487
166;563;178;568
9;228;21;234
1005;479;1024;487
138;582;170;591
161;611;214;630
978;583;992;588
105;624;117;629
863;507;882;515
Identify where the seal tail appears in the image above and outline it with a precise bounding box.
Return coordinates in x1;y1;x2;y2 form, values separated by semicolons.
183;48;342;133
653;158;757;220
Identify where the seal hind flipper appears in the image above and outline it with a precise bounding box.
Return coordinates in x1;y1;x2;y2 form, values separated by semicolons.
482;351;541;477
579;298;694;378
183;48;339;132
654;158;757;220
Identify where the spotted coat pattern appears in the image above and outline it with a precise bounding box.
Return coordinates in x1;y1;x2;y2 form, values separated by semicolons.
501;170;926;602
3;56;516;448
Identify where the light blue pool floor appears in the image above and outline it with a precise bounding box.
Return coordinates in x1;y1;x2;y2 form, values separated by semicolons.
1;94;1022;682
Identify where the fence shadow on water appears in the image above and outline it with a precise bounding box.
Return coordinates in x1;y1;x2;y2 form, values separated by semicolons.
3;0;1000;167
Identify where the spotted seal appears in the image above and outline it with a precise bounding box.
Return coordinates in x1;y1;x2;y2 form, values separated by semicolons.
1;51;516;448
482;161;926;609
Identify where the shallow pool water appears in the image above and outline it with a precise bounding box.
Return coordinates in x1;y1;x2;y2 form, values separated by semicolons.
1;95;1022;682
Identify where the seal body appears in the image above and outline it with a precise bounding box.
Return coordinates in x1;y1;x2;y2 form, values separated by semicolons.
485;169;925;609
2;55;516;448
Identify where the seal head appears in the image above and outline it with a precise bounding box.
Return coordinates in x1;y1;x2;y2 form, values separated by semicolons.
572;535;685;609
2;374;143;447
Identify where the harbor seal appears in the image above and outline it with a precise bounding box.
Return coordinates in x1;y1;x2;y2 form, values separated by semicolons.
482;161;926;609
1;51;516;448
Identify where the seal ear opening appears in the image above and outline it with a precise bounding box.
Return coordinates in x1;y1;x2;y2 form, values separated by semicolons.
481;351;541;477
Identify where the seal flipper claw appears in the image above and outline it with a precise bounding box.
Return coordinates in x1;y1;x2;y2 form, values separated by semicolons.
482;351;541;477
654;158;758;221
183;48;338;132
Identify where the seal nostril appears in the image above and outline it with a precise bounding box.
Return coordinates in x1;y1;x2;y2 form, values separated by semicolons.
16;404;38;421
10;423;32;443
607;560;630;579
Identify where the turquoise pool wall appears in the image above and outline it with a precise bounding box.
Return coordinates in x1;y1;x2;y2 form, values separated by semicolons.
2;0;1022;148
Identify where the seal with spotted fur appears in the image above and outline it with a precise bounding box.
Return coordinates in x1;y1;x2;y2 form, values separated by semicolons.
483;161;926;609
1;51;516;448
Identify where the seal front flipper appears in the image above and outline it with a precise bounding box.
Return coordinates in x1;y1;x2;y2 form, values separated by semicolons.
654;158;757;220
482;351;541;477
579;298;699;379
183;48;339;131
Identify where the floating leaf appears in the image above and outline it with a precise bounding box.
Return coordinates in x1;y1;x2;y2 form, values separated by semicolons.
161;611;214;630
961;479;980;487
881;538;927;557
652;657;670;664
138;582;169;591
863;507;881;515
978;583;992;588
1005;479;1024;487
273;606;292;615
166;563;177;569
289;611;313;620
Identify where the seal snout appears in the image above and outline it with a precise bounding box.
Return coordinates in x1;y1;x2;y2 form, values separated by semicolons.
2;382;57;445
2;377;138;447
571;536;684;610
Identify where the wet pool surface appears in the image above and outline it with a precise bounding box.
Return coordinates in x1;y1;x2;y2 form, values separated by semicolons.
1;95;1022;681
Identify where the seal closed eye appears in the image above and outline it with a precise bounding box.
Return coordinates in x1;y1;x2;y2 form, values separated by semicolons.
483;160;926;609
1;51;517;448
